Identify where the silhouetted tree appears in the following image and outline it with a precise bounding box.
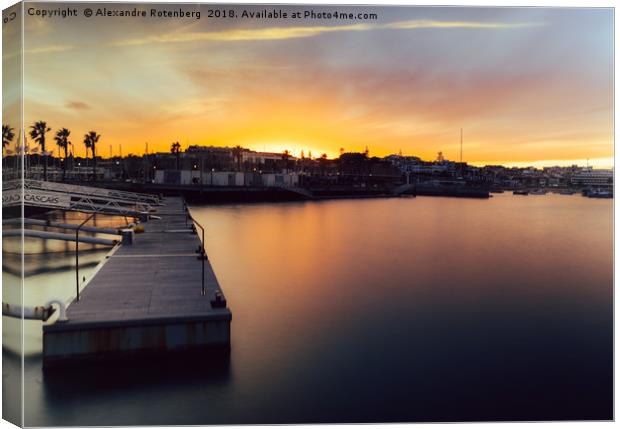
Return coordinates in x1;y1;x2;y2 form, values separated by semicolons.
232;145;243;172
54;128;71;180
2;124;15;172
2;124;15;153
29;121;51;180
171;141;181;170
83;131;100;180
319;153;328;175
282;150;291;173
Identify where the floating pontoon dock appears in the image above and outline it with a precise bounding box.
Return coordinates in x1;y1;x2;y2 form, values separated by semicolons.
42;197;231;367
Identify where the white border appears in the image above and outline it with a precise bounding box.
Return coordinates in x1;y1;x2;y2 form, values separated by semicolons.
0;1;616;429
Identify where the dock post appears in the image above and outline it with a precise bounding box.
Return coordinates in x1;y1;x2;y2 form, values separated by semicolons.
121;229;134;245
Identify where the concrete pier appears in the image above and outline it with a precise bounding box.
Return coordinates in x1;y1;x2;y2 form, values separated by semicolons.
42;197;231;367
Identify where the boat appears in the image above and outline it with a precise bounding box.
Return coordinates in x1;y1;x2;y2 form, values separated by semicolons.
586;189;613;199
513;190;529;195
558;189;575;195
530;189;547;195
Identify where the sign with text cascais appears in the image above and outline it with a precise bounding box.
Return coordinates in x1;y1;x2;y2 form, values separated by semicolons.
2;188;72;208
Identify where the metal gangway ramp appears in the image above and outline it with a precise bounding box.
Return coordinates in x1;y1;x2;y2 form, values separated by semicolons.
2;179;161;217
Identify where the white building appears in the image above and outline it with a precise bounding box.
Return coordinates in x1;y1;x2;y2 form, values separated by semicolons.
241;150;289;164
570;168;613;187
154;170;299;187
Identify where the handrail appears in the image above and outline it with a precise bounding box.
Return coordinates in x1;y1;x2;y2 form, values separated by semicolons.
183;202;206;295
24;179;161;205
75;212;96;302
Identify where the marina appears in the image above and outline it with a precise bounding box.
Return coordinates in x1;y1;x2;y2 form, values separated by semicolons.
0;3;613;424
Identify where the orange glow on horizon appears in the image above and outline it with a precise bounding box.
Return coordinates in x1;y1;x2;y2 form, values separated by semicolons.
13;7;612;170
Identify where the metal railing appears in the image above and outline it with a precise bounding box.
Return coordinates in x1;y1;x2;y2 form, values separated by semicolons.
73;212;134;302
143;204;207;295
75;212;96;302
183;202;207;295
24;179;161;206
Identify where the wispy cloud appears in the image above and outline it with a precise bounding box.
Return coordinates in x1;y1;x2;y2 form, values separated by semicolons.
384;19;545;30
4;44;75;59
117;24;369;45
26;44;74;55
116;19;545;46
65;100;90;110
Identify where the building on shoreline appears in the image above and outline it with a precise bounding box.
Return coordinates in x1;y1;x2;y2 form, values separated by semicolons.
569;168;614;188
5;147;613;193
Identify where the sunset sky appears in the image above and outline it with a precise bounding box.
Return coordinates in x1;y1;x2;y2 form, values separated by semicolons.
11;4;614;167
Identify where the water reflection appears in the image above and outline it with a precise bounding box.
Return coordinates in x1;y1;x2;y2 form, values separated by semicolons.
42;352;231;408
3;211;124;357
5;195;613;424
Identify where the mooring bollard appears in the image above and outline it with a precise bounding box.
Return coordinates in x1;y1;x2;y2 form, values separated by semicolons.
210;291;227;308
121;229;134;245
45;299;68;322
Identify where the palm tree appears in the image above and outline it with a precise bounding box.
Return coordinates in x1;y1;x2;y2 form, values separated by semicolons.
171;141;181;170
83;131;100;181
2;124;15;172
282;150;291;173
2;124;15;154
319;153;328;175
29;121;51;180
232;145;243;172
54;128;71;180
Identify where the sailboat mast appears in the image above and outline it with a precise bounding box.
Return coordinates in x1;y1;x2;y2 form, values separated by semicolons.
460;128;463;164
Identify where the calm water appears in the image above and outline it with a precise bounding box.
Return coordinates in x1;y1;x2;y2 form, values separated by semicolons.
4;194;613;424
